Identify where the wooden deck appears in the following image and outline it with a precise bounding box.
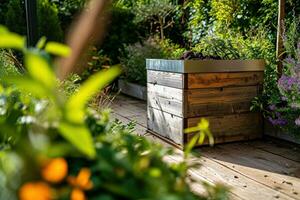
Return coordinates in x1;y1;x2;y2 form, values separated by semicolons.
111;94;300;200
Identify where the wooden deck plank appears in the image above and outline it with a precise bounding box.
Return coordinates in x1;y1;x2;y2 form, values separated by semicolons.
199;144;300;199
250;140;300;163
110;94;300;200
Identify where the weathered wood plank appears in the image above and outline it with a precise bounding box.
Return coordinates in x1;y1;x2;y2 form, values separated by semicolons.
265;120;300;145
147;106;184;145
147;70;184;88
112;94;300;200
147;83;183;117
187;86;258;105
200;144;300;199
186;86;259;117
168;151;295;200
187;72;264;89
186;113;262;144
118;79;147;100
250;139;300;163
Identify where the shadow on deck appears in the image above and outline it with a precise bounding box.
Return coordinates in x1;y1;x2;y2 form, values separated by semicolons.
111;94;300;200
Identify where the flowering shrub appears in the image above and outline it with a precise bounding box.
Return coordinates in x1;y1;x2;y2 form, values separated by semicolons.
265;18;300;134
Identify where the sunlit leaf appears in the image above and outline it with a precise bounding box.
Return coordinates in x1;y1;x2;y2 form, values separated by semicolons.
198;131;205;144
3;76;50;98
184;126;199;133
206;130;214;146
36;37;47;49
0;26;9;34
58;121;96;158
25;52;57;89
198;118;209;130
0;33;25;50
45;42;71;57
66;66;121;123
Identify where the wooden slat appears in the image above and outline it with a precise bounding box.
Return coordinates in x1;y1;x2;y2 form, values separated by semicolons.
250;140;300;163
147;83;183;117
186;86;259;117
187;72;264;89
147;106;184;145
118;79;147;100
200;144;300;199
186;113;262;144
147;70;184;88
168;151;295;200
187;86;258;105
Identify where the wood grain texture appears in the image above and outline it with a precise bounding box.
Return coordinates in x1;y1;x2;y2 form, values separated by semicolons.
147;106;184;145
147;83;183;117
186;86;259;117
118;79;147;100
187;72;264;89
112;94;300;200
147;70;184;88
201;144;300;199
186;113;263;144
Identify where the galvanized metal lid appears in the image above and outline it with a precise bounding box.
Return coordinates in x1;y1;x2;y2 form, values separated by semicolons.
146;59;266;73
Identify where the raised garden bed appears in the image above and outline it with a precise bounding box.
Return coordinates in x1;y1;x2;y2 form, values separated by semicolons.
146;59;265;147
264;120;300;145
118;79;147;100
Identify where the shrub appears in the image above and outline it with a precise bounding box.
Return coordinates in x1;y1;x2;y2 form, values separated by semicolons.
38;0;64;42
120;37;185;85
101;4;141;63
0;27;228;200
5;0;26;35
259;17;300;134
193;28;275;60
3;0;63;42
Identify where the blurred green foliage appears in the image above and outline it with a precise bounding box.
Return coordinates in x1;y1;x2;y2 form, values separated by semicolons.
1;0;63;41
0;27;228;200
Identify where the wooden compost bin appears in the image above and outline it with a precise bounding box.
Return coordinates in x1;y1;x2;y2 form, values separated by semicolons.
146;59;265;147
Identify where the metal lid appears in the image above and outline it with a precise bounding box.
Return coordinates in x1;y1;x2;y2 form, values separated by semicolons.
146;59;266;73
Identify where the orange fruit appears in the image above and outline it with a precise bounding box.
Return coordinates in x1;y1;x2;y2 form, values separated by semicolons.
71;188;87;200
19;182;51;200
41;158;68;183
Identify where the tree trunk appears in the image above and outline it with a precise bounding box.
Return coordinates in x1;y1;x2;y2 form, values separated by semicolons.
25;0;38;47
276;0;285;78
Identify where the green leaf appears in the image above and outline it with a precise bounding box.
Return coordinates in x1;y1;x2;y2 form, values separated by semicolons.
25;52;57;89
198;131;205;144
66;66;121;123
45;42;71;57
3;76;50;98
0;26;9;34
198;118;209;130
0;33;25;50
36;37;47;49
58;121;96;158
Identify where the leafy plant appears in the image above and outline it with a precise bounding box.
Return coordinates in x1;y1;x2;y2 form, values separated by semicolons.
120;37;185;85
0;27;228;200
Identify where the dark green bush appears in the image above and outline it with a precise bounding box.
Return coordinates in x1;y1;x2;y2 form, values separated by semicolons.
120;37;185;85
3;0;63;42
38;0;64;41
5;0;26;35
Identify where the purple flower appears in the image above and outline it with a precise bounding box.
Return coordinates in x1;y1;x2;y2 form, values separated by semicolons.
268;116;288;126
278;75;300;91
268;104;276;111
